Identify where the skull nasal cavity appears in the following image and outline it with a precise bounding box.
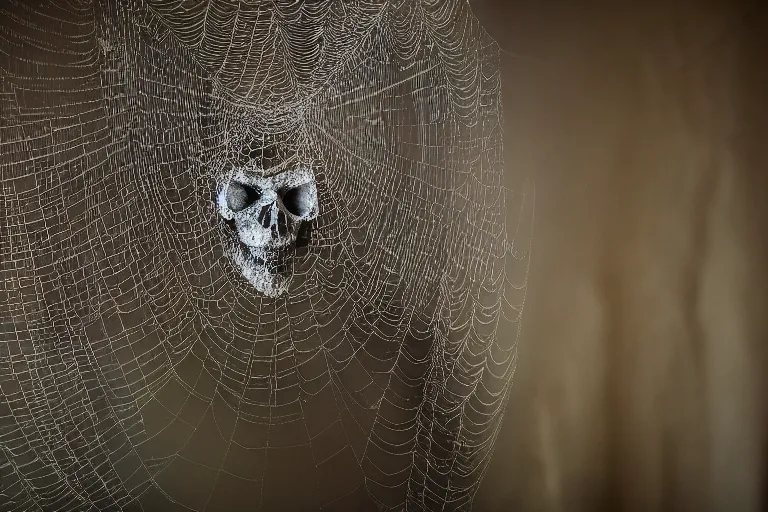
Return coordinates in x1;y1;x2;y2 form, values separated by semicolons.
226;182;261;212
281;183;314;217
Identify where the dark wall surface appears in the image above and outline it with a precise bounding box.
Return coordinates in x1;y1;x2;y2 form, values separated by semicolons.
473;1;767;511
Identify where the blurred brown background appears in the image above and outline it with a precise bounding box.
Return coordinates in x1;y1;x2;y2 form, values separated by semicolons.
472;1;767;511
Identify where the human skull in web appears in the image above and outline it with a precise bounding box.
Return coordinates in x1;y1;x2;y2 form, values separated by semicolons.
215;128;319;297
0;1;532;511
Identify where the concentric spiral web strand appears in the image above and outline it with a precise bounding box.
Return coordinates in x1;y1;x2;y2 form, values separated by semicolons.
0;1;532;510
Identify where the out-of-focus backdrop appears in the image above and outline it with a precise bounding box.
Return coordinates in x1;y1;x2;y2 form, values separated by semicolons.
473;1;767;511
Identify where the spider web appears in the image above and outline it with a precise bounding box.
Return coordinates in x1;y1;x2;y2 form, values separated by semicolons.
0;1;532;510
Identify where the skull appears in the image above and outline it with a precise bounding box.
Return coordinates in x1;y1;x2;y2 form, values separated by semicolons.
216;164;318;297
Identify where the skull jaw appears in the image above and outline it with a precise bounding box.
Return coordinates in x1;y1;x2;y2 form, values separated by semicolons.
229;242;294;298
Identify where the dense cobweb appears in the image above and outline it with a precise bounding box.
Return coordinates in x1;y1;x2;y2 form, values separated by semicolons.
0;1;533;510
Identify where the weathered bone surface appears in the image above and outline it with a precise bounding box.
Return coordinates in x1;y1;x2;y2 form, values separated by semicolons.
216;165;318;297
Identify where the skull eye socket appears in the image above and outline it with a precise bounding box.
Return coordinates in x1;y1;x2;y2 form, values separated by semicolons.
226;182;262;212
281;183;314;218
